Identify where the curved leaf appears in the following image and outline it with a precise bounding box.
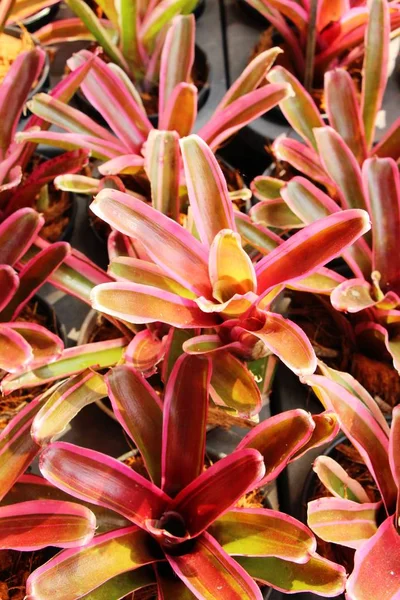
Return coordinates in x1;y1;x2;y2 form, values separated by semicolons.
0;500;96;550
106;364;163;485
166;532;263;600
162;354;211;497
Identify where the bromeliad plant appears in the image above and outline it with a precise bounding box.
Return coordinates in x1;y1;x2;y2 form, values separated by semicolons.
0;207;68;375
88;136;370;384
0;45;93;222
23;354;347;599
249;0;400;374
34;0;199;96
243;0;400;91
1;136;370;420
304;366;400;600
18;17;291;186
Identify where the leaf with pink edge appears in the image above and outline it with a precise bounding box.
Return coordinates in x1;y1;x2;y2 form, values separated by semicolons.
0;325;32;372
145;130;180;220
250;199;303;229
234;212;281;255
255;209;370;295
161;328;193;382
237;553;346;596
15;130;124;161
389;405;400;527
364;157;400;296
1;474;131;535
80;567;155;600
237;409;315;486
166;532;263;600
0;208;43;266
65;0;127;69
158;14;194;116
99;154;144;176
281;177;371;278
198;84;291;151
217;48;283;111
325;69;366;163
26;525;162;600
0;266;18;312
240;312;317;376
314;126;367;212
312;455;370;503
374;116;400;160
317;361;390;435
31;370;107;446
1;339;126;393
272;137;334;189
267;66;324;150
67;51;151;151
90;188;211;296
109;257;196;299
125;329;164;377
0;500;96;551
159;83;197;136
209;508;316;561
251;175;285;201
4;323;63;370
0;49;45;158
40;442;170;525
305;374;397;513
92;283;218;328
162;354;211;497
208;229;256;302
361;0;389;149
140;0;196;52
209;351;262;417
106;364;163;485
307;497;380;549
27;94;120;146
171;449;265;538
35;17;116;45
0;397;45;500
180;135;235;247
291;412;340;460
346;516;400;600
1;242;70;321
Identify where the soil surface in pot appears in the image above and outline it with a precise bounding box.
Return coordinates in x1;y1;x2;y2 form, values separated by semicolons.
306;440;379;574
249;25;363;112
287;290;398;410
0;29;35;84
0;298;61;430
0;547;51;600
25;155;74;242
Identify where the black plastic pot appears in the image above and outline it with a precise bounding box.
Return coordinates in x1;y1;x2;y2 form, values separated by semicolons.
236;0;268;23
34;294;67;345
20;1;60;32
58;190;78;242
4;27;50;99
74;44;211;127
193;0;206;20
